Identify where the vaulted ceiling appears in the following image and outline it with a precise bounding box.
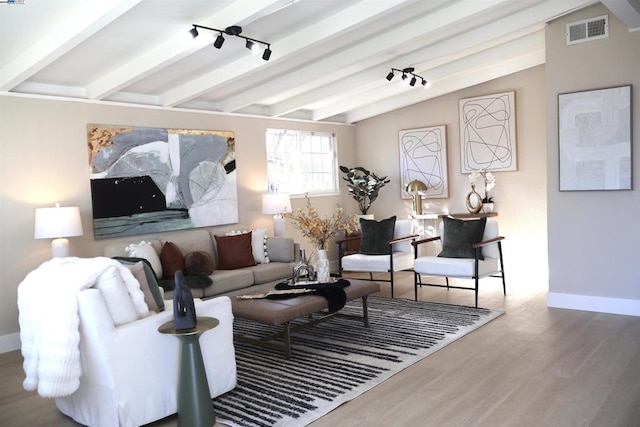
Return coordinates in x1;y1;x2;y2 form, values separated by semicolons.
0;0;617;124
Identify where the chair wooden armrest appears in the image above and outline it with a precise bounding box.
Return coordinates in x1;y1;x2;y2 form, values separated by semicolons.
412;236;441;247
472;236;505;249
389;234;419;245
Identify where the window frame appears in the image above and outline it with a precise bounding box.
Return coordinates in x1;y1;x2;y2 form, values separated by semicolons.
265;128;339;197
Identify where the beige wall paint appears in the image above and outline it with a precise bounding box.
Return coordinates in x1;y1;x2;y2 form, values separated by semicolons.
546;3;640;312
354;66;548;284
0;96;355;346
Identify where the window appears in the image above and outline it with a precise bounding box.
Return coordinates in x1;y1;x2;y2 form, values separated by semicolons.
266;129;338;195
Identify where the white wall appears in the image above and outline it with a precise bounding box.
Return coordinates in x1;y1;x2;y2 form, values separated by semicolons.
354;66;548;284
0;96;355;351
545;3;640;316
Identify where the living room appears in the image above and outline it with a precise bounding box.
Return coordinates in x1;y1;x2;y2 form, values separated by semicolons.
0;1;639;425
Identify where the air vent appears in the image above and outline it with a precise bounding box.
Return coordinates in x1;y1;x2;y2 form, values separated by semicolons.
566;15;609;45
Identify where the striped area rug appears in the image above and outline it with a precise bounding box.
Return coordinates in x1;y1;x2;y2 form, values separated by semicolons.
214;296;503;427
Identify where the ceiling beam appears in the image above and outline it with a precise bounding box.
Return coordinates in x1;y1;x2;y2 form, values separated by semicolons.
343;35;546;123
294;0;594;121
219;0;512;114
0;0;142;91
86;0;287;100
158;0;409;107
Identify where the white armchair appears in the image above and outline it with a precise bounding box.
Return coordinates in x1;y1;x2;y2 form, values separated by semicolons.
337;219;417;298
412;217;506;307
54;290;237;427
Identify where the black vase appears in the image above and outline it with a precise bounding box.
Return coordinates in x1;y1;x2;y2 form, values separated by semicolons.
173;270;197;331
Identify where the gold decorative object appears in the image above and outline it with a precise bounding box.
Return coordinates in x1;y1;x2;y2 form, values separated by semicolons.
466;183;483;214
405;180;428;215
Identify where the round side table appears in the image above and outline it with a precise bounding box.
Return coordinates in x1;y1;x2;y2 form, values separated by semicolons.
158;316;219;427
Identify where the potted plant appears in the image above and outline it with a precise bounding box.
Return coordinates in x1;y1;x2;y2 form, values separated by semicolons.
339;165;390;215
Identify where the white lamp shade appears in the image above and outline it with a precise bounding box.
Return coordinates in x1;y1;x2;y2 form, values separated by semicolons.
34;205;84;239
261;193;292;215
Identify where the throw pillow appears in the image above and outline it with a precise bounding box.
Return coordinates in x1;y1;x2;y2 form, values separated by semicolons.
111;257;165;311
160;241;185;280
225;229;270;264
215;233;257;270
360;216;396;255
438;216;487;259
184;251;215;276
127;261;159;312
125;241;163;279
94;265;140;326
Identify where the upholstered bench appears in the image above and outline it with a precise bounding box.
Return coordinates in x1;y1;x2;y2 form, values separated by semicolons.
226;279;380;358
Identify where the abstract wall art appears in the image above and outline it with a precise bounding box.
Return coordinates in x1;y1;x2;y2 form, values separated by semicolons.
399;125;448;199
459;91;517;173
558;85;632;191
87;124;238;239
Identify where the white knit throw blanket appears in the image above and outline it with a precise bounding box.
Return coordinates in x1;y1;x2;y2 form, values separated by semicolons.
18;257;149;398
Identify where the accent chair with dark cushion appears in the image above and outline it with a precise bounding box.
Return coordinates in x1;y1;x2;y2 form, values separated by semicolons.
337;218;417;298
412;217;506;307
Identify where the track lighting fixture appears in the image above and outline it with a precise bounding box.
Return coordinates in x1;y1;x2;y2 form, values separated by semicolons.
213;33;225;49
386;67;429;89
190;24;272;61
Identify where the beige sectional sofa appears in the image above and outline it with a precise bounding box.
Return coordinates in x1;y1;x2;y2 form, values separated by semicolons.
104;223;299;299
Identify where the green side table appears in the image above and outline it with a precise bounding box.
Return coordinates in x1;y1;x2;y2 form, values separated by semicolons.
158;316;219;427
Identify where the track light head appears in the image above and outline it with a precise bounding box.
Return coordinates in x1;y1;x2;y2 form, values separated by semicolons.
422;79;430;88
262;46;272;61
189;26;199;38
214;34;225;49
410;76;417;86
401;73;408;81
246;39;258;52
386;71;394;81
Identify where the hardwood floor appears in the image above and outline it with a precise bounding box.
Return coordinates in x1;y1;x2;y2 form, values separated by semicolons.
2;271;639;426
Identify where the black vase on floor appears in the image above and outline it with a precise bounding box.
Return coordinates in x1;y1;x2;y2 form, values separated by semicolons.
173;270;197;330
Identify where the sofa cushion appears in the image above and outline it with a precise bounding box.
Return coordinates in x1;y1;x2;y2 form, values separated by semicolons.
207;269;255;295
160;229;215;259
266;237;295;262
184;251;215;276
438;216;487;259
215;233;257;270
248;262;295;285
160;242;184;280
225;229;270;264
360;216;396;255
125;241;163;279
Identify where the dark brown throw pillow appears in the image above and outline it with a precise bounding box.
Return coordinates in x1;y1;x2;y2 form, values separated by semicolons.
160;241;185;279
184;251;215;276
360;216;396;255
438;216;487;259
214;232;257;270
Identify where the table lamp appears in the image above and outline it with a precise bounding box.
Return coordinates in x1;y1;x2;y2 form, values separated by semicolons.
261;193;291;237
405;180;428;215
34;203;84;258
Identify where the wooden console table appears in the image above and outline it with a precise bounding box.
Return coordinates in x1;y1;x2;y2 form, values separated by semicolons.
439;212;498;219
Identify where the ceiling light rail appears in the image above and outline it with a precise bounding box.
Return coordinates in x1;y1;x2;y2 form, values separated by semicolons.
386;67;430;88
190;24;272;61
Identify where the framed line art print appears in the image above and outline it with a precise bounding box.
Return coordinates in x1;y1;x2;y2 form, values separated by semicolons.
459;91;517;173
558;85;632;191
399;125;448;199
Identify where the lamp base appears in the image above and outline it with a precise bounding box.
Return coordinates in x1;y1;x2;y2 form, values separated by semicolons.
51;238;70;258
273;215;285;237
